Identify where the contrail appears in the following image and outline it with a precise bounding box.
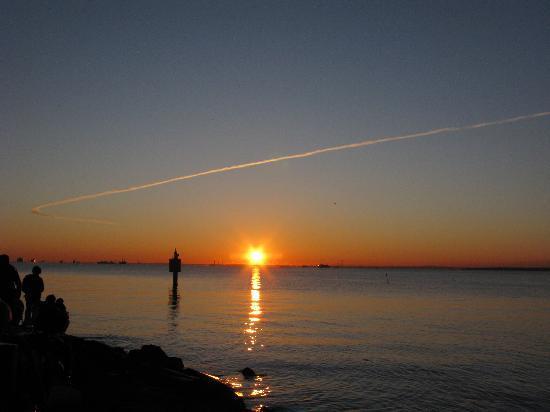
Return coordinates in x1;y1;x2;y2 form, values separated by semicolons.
32;111;550;224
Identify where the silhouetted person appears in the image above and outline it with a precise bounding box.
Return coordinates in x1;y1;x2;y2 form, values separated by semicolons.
0;298;11;331
22;265;45;325
35;294;69;333
56;297;70;331
0;254;21;300
0;254;23;325
35;294;57;333
55;297;66;313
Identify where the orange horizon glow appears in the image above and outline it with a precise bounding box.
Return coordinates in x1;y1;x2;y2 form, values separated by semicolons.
4;246;550;268
3;230;550;268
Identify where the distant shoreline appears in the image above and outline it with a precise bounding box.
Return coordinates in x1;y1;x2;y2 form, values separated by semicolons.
13;261;550;271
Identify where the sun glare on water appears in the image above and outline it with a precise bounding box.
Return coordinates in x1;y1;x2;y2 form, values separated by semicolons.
247;248;266;265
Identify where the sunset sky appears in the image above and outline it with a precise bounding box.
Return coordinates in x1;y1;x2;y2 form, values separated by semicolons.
2;1;549;266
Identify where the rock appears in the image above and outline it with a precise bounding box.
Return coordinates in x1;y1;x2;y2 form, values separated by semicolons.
73;337;128;373
128;344;168;367
167;356;184;372
239;367;256;379
128;344;184;371
0;342;17;409
0;331;245;411
46;384;83;411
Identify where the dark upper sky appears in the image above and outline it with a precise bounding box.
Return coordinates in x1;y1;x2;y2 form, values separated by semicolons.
1;1;549;264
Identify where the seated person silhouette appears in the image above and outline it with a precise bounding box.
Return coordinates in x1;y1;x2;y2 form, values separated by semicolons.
22;265;45;325
56;297;70;332
0;254;23;325
35;294;70;334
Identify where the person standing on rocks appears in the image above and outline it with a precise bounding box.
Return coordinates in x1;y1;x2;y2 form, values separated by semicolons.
0;254;23;325
22;265;45;325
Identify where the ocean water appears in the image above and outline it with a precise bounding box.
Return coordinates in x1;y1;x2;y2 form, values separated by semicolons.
13;263;550;411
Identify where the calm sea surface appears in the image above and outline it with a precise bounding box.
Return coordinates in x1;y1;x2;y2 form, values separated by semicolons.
13;263;550;411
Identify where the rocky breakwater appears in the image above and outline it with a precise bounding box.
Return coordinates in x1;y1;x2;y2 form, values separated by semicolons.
0;331;245;412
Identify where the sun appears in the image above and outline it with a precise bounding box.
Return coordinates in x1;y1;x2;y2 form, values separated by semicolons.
247;248;266;266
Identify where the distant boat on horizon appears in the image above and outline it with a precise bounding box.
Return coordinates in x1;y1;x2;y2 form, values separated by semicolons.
317;264;331;268
96;259;127;264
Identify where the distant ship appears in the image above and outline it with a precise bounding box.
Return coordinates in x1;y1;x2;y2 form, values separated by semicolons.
317;264;331;268
97;259;127;264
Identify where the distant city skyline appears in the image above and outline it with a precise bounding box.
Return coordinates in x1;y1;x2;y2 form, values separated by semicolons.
2;1;549;266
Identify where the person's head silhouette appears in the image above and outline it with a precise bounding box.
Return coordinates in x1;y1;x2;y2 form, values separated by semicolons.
32;266;42;276
45;294;56;304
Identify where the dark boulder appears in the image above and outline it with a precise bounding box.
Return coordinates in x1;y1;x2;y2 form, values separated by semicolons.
0;332;245;412
167;356;184;372
128;344;184;371
239;367;256;379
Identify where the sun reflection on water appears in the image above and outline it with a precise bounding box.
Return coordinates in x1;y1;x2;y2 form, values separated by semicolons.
225;375;271;401
221;265;272;408
245;266;263;352
206;267;272;408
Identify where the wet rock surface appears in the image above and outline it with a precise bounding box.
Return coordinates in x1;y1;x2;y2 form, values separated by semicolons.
1;330;245;412
239;367;257;379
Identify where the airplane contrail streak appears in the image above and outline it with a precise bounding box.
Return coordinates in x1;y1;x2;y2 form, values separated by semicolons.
31;111;550;224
